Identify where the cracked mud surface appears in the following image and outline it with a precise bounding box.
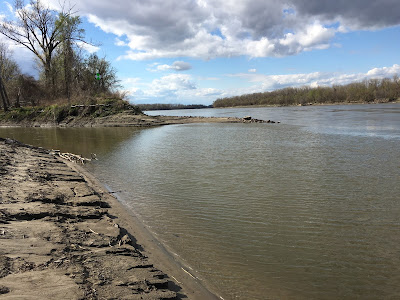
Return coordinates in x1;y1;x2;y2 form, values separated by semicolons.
0;138;178;299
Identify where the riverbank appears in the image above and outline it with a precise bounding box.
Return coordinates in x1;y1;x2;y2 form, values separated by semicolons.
0;109;271;127
214;99;399;109
0;98;275;127
0;138;221;299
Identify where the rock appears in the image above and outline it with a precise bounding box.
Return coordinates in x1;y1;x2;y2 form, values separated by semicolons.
0;285;10;294
119;234;132;246
243;116;252;120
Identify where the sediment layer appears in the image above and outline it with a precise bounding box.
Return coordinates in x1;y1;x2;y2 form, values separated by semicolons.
0;137;179;299
0;110;274;127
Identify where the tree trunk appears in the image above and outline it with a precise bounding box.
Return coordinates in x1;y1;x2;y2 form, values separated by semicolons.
45;59;51;90
0;75;9;111
64;40;72;103
15;87;21;108
45;52;55;97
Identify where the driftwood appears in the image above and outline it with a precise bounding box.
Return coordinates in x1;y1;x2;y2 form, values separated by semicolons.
240;116;280;123
88;227;99;235
51;150;97;164
70;104;111;108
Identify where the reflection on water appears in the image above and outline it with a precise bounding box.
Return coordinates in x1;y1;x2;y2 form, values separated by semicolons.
0;127;142;158
1;103;400;300
146;103;400;140
86;123;400;300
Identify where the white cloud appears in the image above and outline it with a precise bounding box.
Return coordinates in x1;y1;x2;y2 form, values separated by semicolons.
128;74;197;102
87;14;131;38
229;64;400;92
126;73;226;104
4;2;13;14
38;0;400;61
152;74;196;92
156;64;172;71
121;77;142;86
195;88;222;97
115;38;128;47
229;71;325;91
366;64;400;77
246;37;275;58
248;69;257;73
0;33;37;76
127;64;400;104
76;41;100;53
156;61;192;71
279;22;335;54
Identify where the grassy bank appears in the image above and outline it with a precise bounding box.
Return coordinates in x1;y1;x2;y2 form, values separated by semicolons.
0;98;264;127
0;98;142;126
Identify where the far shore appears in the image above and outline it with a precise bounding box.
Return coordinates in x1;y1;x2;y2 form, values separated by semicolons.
212;99;399;109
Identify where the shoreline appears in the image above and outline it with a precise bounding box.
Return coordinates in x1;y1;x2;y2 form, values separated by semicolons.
0;138;222;299
72;158;224;300
2;100;394;128
213;99;400;109
0;112;268;128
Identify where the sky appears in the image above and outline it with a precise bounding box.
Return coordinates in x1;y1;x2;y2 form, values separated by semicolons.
0;0;400;105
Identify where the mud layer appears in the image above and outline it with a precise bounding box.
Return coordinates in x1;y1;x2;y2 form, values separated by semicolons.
0;138;219;299
0;110;273;128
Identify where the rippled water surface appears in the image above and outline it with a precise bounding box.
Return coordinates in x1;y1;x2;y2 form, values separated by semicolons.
1;103;400;299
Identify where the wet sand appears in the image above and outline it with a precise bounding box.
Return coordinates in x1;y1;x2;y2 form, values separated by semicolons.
0;138;221;299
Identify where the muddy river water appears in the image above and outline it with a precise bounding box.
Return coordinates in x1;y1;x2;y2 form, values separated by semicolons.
1;103;399;299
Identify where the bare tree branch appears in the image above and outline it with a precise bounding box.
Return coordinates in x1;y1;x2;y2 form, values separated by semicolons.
0;0;86;90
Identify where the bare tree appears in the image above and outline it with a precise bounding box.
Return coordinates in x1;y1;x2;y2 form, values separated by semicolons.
0;0;86;93
0;43;20;84
0;42;20;110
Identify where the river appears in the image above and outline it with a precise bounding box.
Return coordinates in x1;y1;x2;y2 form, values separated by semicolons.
1;103;399;299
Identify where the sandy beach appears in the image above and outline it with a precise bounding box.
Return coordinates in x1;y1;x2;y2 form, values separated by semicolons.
0;137;220;299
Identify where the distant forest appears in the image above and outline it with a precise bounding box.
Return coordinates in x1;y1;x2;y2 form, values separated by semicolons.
137;103;212;111
213;77;400;108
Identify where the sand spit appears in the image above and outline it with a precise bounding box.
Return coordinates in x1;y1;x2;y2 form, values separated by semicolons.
0;110;275;127
0;138;219;299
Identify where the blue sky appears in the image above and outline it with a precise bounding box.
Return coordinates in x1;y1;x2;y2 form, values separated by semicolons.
1;0;400;105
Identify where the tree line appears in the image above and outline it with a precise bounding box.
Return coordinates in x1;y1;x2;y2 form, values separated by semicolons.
0;0;121;111
213;77;400;108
